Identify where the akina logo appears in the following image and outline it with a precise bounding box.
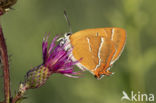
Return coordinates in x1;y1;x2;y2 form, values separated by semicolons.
121;91;155;102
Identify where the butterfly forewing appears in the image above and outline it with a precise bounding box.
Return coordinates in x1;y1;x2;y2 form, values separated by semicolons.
70;35;100;73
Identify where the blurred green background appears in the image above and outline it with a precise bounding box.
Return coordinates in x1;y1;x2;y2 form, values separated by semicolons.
0;0;156;103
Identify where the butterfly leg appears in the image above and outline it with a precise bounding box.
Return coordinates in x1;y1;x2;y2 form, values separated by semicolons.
102;70;112;76
101;45;116;76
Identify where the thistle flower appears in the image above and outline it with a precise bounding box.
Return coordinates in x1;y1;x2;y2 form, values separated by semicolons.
22;34;80;90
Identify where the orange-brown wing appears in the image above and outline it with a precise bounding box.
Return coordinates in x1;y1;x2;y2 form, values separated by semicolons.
110;28;126;64
70;27;126;64
69;34;100;73
69;28;114;73
69;28;126;78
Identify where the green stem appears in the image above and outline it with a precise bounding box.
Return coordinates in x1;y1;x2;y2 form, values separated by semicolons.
11;83;27;103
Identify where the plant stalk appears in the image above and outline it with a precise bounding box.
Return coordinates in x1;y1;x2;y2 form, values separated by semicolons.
0;26;11;103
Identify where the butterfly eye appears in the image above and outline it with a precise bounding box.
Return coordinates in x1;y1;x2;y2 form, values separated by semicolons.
60;40;65;46
57;37;67;46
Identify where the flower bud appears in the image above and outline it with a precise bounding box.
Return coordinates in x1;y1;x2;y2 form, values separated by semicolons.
24;65;51;89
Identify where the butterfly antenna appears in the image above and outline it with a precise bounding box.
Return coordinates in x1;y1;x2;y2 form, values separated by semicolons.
64;10;72;33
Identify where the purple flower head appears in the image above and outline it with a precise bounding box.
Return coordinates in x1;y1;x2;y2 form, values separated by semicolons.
24;34;80;89
42;34;80;78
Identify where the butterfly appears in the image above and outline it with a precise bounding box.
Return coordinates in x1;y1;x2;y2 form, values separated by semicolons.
61;27;126;79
